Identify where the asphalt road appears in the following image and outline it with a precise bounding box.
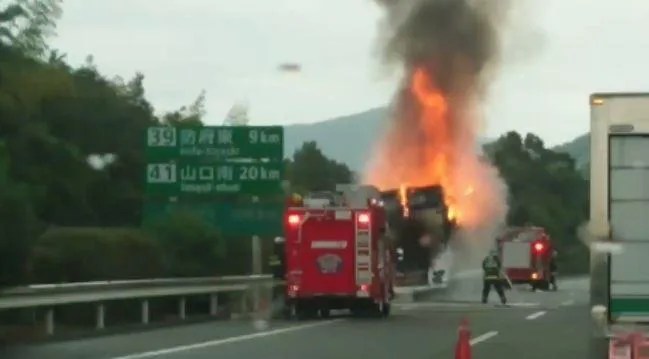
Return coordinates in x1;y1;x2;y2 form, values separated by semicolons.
1;276;591;359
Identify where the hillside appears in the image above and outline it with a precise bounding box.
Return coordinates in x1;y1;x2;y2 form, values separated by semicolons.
284;108;492;172
284;106;591;174
553;133;589;175
283;107;391;172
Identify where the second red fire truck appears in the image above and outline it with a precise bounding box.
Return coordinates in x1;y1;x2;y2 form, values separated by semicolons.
497;226;555;291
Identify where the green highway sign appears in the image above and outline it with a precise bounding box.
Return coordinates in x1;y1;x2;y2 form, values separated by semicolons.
145;126;283;161
145;161;283;196
142;201;284;237
215;203;283;237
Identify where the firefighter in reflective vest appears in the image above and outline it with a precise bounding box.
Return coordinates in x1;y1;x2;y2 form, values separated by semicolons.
482;250;507;305
549;249;558;291
269;237;285;279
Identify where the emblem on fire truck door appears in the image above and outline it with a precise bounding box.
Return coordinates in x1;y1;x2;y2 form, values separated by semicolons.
316;254;343;274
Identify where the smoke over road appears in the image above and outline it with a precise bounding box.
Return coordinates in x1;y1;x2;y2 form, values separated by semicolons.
365;0;511;266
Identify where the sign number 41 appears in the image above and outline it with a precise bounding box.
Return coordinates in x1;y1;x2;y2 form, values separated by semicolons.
148;127;177;147
147;163;177;183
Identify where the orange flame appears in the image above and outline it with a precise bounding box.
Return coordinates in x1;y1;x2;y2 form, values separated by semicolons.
448;207;458;222
399;184;410;218
364;65;498;228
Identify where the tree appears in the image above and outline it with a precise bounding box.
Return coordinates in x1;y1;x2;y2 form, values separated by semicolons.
286;141;353;193
486;131;589;273
0;3;24;48
0;0;62;56
0;2;228;283
0;140;39;286
160;89;206;126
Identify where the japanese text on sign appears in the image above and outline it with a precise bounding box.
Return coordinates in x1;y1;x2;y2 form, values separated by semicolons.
146;126;283;159
146;162;283;195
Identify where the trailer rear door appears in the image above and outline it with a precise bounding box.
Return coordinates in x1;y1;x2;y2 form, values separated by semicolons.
609;135;649;322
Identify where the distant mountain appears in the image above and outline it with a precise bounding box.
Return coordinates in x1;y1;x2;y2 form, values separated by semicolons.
283;107;493;172
553;133;589;175
283;107;390;172
284;108;591;176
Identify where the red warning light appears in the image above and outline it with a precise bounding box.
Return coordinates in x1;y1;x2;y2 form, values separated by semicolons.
533;242;545;252
357;213;370;224
288;214;301;225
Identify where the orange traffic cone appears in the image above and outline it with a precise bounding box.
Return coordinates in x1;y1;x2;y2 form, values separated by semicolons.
455;318;472;359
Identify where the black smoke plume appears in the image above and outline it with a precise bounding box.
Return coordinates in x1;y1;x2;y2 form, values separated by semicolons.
375;0;509;94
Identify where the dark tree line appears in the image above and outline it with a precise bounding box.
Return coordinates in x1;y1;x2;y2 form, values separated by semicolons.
0;1;356;287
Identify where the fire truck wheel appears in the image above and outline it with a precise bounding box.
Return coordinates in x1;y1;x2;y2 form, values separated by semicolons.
282;306;292;320
300;306;318;320
350;304;372;318
287;302;313;320
381;303;391;317
320;308;331;318
287;302;299;320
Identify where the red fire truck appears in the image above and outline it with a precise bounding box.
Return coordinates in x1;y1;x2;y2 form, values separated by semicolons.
282;186;395;319
497;226;554;291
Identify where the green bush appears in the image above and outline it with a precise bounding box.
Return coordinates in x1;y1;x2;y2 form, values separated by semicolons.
557;241;589;275
29;227;164;283
148;210;225;277
0;141;41;287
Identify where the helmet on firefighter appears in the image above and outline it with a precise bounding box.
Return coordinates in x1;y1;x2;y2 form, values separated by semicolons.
288;193;303;206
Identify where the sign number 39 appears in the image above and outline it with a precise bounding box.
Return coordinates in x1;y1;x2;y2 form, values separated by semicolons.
147;127;177;147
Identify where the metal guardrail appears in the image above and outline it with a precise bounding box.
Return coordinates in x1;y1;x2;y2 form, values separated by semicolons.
0;270;484;339
0;275;281;336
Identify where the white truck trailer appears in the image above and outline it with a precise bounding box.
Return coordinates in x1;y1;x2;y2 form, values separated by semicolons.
589;92;649;358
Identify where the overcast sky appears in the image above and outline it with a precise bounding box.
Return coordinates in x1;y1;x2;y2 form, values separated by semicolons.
51;0;649;146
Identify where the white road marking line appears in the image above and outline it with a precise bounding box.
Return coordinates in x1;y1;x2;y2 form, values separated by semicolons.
507;302;541;307
396;301;540;308
526;311;547;320
470;331;499;346
454;269;482;279
109;320;343;359
561;299;575;306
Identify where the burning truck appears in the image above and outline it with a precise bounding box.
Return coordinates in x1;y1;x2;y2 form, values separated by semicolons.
380;185;458;286
363;0;511;281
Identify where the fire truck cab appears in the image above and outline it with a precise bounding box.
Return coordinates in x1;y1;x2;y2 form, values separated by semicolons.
282;185;395;319
497;226;554;291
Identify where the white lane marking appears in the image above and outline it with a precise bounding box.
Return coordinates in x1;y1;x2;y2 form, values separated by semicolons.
109;320;343;359
525;311;547;320
470;331;498;346
507;302;541;307
561;299;575;307
396;302;540;310
399;305;417;311
454;269;482;279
